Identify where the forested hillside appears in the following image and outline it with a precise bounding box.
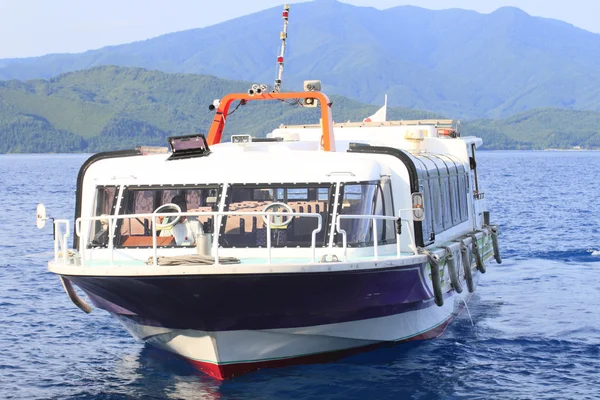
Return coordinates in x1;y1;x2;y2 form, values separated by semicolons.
0;66;440;153
3;1;600;118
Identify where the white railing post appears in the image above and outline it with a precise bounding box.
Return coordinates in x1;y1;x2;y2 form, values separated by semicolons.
373;219;378;260
336;215;348;262
63;223;70;265
266;220;272;264
73;210;324;267
52;220;70;265
151;215;158;266
54;223;59;263
310;214;322;263
108;218;114;266
214;211;220;265
334;214;401;262
75;219;83;264
406;219;418;255
397;208;421;255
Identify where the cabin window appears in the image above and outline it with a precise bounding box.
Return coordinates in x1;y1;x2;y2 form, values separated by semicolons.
111;186;220;248
430;178;443;233
420;180;434;243
470;143;480;196
441;176;451;230
89;186;118;248
381;178;396;244
450;175;461;225
412;155;470;244
220;184;333;248
458;174;469;221
336;181;396;247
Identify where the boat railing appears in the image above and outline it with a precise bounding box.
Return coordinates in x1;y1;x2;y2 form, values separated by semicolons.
53;219;70;264
335;208;419;262
73;210;322;267
336;215;399;261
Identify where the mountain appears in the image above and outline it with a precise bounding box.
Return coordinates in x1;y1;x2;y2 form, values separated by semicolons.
1;66;599;153
0;66;440;153
3;1;600;118
463;108;600;149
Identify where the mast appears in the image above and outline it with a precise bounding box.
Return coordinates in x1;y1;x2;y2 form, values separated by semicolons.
273;4;290;93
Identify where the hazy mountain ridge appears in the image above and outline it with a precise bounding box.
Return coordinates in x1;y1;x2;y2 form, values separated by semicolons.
2;1;600;118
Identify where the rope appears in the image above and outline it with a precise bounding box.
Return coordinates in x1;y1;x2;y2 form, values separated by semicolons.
146;255;241;266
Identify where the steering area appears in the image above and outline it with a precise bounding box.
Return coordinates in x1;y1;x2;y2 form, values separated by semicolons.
154;203;182;230
262;202;293;229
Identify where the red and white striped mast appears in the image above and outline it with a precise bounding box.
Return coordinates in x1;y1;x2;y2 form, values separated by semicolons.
273;4;290;93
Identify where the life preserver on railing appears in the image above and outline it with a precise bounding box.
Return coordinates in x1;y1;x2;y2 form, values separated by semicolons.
490;225;502;264
471;233;486;273
443;246;463;294
420;248;444;307
460;240;475;293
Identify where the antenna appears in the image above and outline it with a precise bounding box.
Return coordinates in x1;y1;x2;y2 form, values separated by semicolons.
273;4;290;93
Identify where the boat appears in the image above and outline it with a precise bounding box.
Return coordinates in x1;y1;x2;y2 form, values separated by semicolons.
37;5;501;380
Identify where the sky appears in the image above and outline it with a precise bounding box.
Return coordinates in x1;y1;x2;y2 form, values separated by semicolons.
1;0;599;59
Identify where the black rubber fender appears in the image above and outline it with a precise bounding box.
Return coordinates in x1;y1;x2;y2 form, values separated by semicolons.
444;246;463;294
460;241;475;293
491;226;502;264
425;251;444;307
471;234;486;273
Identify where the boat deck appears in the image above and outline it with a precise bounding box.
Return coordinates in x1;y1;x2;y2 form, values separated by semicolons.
80;253;419;268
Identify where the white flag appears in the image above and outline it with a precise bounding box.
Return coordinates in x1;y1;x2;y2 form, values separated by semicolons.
363;95;387;122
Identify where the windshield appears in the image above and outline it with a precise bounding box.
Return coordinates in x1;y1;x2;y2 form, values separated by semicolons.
87;180;396;250
336;181;396;247
88;185;220;248
220;184;333;248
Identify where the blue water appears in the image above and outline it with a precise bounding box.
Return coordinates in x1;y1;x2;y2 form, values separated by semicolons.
1;151;600;399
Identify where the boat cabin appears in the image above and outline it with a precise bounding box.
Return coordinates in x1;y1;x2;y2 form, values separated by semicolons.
73;114;484;266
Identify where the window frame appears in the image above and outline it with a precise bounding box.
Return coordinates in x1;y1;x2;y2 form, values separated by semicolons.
113;184;223;248
335;179;397;248
220;182;337;248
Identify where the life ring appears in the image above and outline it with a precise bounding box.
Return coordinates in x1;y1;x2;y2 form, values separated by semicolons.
460;240;475;293
443;246;463;294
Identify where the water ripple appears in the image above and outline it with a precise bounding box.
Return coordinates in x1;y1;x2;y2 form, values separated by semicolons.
1;151;600;399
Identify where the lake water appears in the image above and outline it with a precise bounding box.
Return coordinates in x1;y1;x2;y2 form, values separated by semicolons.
1;151;599;399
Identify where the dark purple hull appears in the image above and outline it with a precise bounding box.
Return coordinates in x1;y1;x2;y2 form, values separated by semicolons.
66;263;433;331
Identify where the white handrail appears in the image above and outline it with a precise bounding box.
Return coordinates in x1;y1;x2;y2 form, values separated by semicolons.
75;210;323;266
69;208;422;266
335;214;399;262
397;208;421;255
335;207;423;261
53;219;70;264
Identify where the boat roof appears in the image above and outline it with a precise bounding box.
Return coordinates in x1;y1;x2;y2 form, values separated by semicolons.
85;142;388;186
84;117;482;187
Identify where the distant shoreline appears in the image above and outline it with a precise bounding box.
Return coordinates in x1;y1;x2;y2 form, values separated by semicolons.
3;148;600;156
